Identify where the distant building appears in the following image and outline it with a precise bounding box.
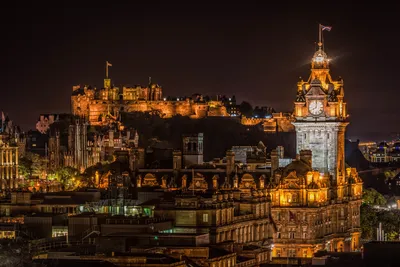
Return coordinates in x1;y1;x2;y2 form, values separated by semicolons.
62;119;140;172
0;117;24;189
71;66;229;126
220;95;240;117
369;140;400;163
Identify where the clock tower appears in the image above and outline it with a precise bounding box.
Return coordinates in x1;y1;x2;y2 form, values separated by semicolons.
292;37;348;184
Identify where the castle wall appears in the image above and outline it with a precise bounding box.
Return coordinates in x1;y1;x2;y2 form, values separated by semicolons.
72;93;285;132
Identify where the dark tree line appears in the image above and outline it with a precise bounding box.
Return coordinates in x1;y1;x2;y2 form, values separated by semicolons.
121;112;296;161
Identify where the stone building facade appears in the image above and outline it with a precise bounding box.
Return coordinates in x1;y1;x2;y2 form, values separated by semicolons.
0;142;19;189
266;40;362;257
0;122;24;189
241;112;295;133
71;77;229;126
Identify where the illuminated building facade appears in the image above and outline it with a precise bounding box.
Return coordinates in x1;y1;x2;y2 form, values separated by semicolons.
268;32;363;257
369;140;400;163
62;119;140;171
71;66;229;125
0;121;23;189
0;142;19;189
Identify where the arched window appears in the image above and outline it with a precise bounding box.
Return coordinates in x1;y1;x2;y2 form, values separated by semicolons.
286;193;292;203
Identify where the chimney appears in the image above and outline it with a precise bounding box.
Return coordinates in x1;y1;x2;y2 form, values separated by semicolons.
277;146;284;159
173;150;182;170
300;150;312;167
109;130;114;147
271;149;279;175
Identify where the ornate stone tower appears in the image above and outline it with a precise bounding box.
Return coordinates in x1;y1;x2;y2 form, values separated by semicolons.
292;34;347;184
182;133;204;168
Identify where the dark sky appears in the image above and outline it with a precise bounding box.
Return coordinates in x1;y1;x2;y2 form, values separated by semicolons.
1;3;398;142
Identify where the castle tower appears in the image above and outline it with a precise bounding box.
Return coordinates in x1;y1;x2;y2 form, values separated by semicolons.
182;133;204;168
292;28;348;183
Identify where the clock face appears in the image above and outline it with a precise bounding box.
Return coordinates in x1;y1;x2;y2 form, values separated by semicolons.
308;100;324;115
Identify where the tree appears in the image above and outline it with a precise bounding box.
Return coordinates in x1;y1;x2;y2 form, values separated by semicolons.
19;152;48;178
363;188;387;206
239;101;253;117
18;156;32;178
360;204;378;239
53;166;79;185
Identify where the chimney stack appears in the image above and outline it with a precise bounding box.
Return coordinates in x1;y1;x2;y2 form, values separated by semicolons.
271;149;279;175
300;150;312;167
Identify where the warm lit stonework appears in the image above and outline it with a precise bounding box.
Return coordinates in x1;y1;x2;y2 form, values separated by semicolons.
0;134;19;189
267;42;363;258
71;74;229;125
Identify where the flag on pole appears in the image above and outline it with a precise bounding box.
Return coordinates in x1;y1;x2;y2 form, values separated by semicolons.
106;61;112;67
321;25;332;32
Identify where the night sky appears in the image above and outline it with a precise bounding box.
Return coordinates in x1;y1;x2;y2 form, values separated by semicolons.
1;3;398;142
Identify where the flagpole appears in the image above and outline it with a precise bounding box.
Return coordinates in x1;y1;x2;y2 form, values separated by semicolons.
318;24;322;47
106;61;109;78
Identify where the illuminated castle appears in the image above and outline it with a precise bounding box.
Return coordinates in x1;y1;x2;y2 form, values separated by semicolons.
71;63;229;125
268;25;363;257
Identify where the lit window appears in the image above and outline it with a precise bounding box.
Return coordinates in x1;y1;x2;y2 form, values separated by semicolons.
203;213;208;222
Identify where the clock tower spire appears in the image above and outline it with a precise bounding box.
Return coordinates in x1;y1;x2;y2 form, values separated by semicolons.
292;25;347;184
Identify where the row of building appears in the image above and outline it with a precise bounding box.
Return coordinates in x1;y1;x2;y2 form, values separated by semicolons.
0;37;365;267
359;140;400;163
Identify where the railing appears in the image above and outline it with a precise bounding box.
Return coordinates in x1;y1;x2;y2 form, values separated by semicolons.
81;225;100;241
105;217;170;225
236;259;256;267
233;214;254;223
30;239;96;255
271;257;312;265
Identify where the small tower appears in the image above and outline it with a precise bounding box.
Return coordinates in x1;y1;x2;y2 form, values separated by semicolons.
173;150;182;170
182;133;204;168
226;150;235;176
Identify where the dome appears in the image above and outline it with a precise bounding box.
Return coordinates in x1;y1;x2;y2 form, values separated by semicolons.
283;159;312;177
312;48;329;69
313;49;328;61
